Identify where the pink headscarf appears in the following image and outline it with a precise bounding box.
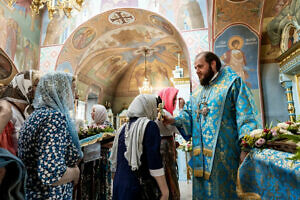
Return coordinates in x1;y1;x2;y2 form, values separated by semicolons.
158;87;179;115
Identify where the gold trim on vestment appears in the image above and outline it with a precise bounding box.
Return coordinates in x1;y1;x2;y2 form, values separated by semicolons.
236;155;262;200
193;148;213;157
194;169;210;180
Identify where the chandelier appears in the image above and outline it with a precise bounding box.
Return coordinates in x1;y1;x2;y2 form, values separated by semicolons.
9;0;84;20
139;48;153;94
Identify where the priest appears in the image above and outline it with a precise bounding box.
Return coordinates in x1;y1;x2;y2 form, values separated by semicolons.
164;51;261;199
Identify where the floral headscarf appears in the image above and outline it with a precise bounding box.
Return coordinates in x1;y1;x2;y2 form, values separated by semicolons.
1;70;40;118
33;72;83;158
92;104;107;125
158;87;179;115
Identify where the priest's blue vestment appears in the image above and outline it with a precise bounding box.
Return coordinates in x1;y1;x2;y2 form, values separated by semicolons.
174;66;261;200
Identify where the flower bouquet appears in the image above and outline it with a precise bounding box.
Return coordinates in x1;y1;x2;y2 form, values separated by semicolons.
241;121;300;161
78;124;114;140
178;140;193;152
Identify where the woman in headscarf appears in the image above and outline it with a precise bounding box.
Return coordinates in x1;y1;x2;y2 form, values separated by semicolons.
0;70;40;155
156;87;181;200
81;104;113;200
18;72;83;199
92;104;108;125
110;94;169;200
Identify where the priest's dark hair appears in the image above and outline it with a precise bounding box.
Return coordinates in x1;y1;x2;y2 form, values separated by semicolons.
195;51;222;71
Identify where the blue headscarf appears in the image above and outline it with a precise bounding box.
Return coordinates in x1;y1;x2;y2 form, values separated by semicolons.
33;72;83;158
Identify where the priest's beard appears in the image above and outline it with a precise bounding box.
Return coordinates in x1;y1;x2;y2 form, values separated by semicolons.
200;64;214;86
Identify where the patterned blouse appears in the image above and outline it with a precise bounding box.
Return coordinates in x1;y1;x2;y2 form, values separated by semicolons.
18;107;81;200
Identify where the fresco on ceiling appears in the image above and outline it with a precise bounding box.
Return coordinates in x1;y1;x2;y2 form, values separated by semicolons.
72;27;96;49
140;0;208;30
0;1;40;71
181;29;209;91
261;0;300;62
40;0;100;46
56;8;190;100
214;0;263;38
94;56;128;80
214;24;261;113
149;15;174;35
129;58;173;92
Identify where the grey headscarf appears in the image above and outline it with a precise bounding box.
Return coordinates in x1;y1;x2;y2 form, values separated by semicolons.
109;94;158;171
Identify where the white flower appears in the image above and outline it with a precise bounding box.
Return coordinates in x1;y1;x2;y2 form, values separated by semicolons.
279;128;293;135
250;129;263;137
277;122;289;129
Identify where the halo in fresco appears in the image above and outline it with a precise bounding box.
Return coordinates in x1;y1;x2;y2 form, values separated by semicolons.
228;36;244;50
72;27;96;50
108;10;135;25
149;15;174;35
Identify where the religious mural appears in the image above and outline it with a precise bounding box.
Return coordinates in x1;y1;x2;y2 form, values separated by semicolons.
72;27;96;50
0;1;40;71
214;0;263;38
140;0;208;31
55;8;190;108
261;0;300;62
214;24;261;112
40;0;100;46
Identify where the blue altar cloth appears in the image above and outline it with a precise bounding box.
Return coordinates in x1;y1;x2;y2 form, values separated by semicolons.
79;132;115;147
238;149;300;200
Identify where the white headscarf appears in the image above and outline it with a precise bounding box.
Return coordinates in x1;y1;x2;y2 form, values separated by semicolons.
1;70;39;118
92;104;107;125
109;94;158;171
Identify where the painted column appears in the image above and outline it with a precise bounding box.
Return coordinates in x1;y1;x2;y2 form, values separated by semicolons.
280;76;296;122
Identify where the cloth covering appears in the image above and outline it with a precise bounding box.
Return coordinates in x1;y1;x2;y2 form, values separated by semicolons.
158;87;178;115
110;94;158;171
92;104;108;125
0;148;26;200
33;72;82;158
1;70;39;118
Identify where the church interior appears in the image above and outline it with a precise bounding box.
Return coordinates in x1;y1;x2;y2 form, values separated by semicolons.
0;0;299;199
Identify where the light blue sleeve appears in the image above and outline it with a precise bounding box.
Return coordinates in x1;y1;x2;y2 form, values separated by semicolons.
174;100;193;139
231;78;262;140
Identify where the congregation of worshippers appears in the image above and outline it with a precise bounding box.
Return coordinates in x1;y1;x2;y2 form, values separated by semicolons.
0;1;300;200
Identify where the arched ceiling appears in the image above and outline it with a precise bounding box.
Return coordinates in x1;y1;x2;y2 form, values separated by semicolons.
55;8;190;101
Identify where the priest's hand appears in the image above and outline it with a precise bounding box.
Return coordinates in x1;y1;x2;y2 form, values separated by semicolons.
162;114;175;125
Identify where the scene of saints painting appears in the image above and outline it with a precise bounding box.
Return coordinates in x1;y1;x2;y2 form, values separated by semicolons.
0;1;40;71
215;25;259;89
214;24;261;112
261;0;300;61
